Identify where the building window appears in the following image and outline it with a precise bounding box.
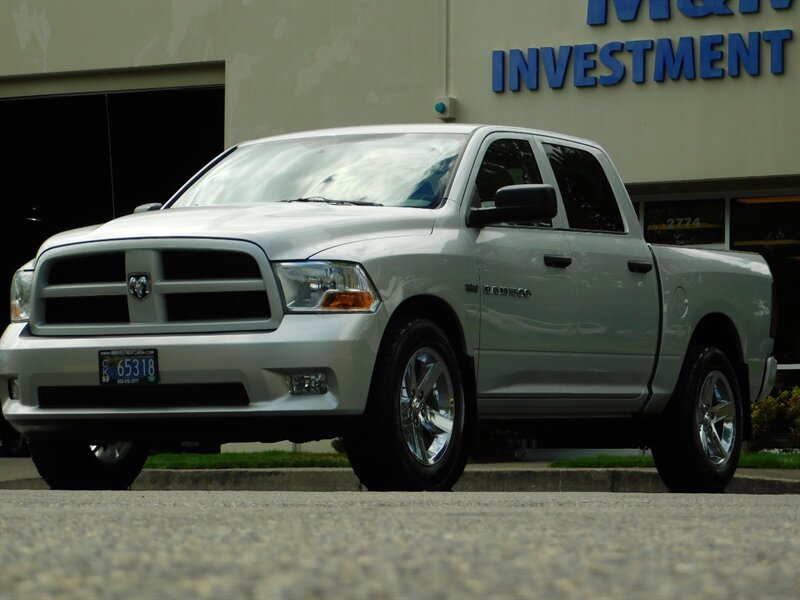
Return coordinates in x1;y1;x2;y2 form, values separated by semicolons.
643;199;725;247
732;196;800;365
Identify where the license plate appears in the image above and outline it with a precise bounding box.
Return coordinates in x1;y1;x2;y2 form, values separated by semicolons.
99;349;159;385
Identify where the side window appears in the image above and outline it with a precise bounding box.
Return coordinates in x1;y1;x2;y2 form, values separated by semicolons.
543;143;624;233
474;138;549;227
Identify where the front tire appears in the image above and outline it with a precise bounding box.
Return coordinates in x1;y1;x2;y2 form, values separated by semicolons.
651;346;743;493
346;318;471;491
29;439;148;490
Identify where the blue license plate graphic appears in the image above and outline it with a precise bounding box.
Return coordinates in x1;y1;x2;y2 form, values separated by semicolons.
99;349;159;385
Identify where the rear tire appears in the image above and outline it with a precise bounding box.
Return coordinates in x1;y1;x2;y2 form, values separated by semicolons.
651;345;742;493
346;318;470;491
29;439;148;490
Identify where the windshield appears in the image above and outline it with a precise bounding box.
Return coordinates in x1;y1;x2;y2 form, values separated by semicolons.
171;132;468;209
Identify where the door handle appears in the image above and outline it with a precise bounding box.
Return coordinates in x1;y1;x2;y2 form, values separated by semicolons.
544;255;572;269
628;260;653;274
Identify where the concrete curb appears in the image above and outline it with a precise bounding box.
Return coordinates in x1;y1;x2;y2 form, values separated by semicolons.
128;467;799;494
2;462;798;494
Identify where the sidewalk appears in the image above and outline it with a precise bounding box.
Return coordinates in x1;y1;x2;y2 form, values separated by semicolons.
1;458;798;493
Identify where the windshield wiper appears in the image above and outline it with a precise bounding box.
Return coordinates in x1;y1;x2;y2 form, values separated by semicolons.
278;196;383;207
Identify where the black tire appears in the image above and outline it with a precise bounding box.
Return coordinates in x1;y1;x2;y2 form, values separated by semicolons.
345;318;471;491
29;439;148;490
651;345;743;493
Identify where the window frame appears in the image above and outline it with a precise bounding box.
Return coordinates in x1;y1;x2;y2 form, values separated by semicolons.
466;132;569;230
533;135;632;236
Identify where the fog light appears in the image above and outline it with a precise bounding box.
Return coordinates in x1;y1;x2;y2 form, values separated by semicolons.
9;378;20;400
287;372;328;395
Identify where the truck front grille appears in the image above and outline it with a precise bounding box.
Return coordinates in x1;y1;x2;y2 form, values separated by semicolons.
32;241;277;335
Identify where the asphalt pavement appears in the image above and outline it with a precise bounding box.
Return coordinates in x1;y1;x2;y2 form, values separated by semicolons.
1;457;798;493
1;490;798;599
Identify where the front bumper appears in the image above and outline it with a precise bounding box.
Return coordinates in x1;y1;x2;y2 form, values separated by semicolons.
0;311;385;439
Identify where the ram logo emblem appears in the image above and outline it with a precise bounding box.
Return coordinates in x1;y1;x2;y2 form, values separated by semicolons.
127;273;151;301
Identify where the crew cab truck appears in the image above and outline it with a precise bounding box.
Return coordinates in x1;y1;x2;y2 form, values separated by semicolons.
1;124;777;492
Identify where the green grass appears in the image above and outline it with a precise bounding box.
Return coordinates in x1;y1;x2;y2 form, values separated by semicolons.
549;452;800;469
144;450;800;470
144;450;350;470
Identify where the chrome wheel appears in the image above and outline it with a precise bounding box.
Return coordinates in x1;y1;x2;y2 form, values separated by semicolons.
90;441;134;465
695;370;736;468
399;347;456;466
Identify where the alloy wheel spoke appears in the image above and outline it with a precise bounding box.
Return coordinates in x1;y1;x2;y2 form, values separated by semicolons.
425;409;454;435
711;400;735;423
412;425;428;462
404;364;419;399
417;361;445;401
706;423;728;459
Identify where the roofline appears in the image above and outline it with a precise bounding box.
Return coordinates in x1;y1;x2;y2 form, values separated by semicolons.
236;123;601;149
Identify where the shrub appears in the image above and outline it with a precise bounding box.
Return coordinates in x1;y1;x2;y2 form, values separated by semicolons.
751;386;800;450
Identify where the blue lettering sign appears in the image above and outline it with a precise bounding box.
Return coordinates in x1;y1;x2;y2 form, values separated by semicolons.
574;44;599;86
699;34;725;77
492;50;505;92
492;1;795;92
676;0;734;18
654;37;696;81
728;32;760;76
740;0;793;12
589;0;792;24
764;29;793;73
588;0;670;25
599;41;627;85
625;39;655;83
542;46;573;89
509;49;539;91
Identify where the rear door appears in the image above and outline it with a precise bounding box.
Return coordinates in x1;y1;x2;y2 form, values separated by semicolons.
537;136;660;404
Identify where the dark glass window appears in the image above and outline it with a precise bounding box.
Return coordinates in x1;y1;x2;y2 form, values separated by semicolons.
732;196;800;364
543;143;623;233
474;138;549;227
475;139;543;201
644;199;725;246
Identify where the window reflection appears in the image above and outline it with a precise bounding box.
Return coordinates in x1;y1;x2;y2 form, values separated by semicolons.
644;199;725;246
173;133;468;209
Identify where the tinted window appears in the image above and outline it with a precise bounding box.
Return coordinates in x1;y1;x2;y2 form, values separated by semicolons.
475;139;543;205
474;139;550;227
543;143;624;232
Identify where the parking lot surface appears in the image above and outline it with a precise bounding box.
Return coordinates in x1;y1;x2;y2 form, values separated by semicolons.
1;490;798;599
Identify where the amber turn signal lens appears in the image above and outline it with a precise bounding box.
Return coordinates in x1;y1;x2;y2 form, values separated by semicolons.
321;290;374;310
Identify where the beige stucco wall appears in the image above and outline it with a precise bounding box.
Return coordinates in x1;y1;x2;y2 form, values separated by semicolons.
1;0;798;185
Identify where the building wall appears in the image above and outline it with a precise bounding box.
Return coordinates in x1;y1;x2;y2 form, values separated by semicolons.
2;0;797;185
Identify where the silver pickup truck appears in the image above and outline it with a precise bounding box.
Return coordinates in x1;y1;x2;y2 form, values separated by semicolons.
1;124;777;492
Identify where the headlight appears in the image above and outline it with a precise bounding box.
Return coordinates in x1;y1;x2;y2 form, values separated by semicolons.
10;261;35;323
273;261;380;313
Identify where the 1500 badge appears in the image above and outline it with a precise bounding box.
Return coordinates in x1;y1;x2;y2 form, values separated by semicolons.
465;283;532;299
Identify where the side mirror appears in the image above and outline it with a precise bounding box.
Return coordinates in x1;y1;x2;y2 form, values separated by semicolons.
133;203;163;214
467;184;557;228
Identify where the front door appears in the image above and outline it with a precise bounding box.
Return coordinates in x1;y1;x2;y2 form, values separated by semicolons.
472;134;579;411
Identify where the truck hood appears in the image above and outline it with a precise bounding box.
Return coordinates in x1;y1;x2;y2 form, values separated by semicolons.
39;204;437;260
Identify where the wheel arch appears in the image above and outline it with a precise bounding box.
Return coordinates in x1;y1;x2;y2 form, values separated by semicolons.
382;295;477;439
687;312;751;438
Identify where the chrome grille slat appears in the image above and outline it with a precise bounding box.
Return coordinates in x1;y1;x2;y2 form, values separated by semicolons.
40;283;128;298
